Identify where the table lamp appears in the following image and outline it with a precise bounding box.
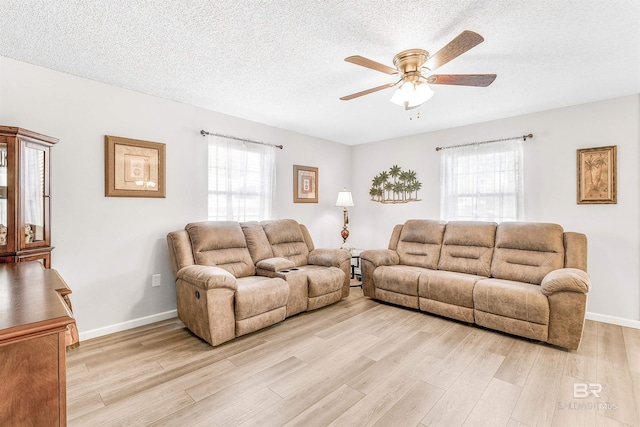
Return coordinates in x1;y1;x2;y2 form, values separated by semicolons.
335;188;354;249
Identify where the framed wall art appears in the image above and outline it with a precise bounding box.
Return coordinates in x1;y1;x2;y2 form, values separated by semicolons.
293;165;318;203
105;135;166;198
577;145;617;204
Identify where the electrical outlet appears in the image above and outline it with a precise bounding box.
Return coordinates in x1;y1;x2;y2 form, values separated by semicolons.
152;274;161;287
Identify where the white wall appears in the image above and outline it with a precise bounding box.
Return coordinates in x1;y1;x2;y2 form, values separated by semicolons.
1;55;638;334
0;57;350;337
351;95;640;324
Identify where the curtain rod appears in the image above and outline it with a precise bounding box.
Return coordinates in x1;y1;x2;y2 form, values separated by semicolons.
200;130;283;149
435;134;533;151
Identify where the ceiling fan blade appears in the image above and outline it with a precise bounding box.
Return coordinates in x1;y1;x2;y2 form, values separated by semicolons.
423;30;485;72
427;74;497;87
340;82;397;100
345;55;398;75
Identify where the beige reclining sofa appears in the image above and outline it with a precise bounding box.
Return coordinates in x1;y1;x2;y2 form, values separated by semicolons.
361;220;590;350
167;219;350;346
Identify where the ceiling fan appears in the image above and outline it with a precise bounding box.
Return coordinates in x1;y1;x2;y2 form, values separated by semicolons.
340;30;496;110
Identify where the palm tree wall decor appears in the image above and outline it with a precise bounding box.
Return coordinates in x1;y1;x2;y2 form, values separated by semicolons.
369;165;422;204
577;145;617;204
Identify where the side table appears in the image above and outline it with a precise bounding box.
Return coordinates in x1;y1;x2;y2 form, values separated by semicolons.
350;248;363;286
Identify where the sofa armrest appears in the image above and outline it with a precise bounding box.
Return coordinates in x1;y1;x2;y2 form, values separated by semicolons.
360;249;398;298
256;257;296;272
308;248;350;268
541;268;590;296
177;265;238;291
360;249;399;267
543;268;590;350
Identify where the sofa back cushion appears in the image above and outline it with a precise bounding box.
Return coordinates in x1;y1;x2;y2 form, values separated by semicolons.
167;229;196;276
186;221;256;278
564;232;588;271
387;224;404;251
396;220;446;269
299;224;316;252
261;219;309;266
438;221;497;276
491;222;565;285
241;221;274;264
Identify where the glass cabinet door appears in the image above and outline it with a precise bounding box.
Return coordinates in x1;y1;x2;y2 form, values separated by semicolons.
0;144;6;248
22;144;47;245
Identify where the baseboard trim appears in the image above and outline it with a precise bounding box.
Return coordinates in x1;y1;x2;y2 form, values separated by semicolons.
77;309;639;341
586;312;640;329
79;309;178;341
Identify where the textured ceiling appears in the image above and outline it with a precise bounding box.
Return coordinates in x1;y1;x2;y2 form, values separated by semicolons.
1;1;639;145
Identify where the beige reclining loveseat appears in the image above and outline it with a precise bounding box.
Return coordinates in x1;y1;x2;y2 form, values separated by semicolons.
361;220;590;350
167;219;350;346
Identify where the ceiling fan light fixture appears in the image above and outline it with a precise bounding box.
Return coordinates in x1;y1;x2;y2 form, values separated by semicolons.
408;82;434;108
390;81;434;109
389;82;413;106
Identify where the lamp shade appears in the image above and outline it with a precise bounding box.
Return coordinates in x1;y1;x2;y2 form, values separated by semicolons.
390;81;434;109
335;189;354;207
390;82;412;106
407;83;434;108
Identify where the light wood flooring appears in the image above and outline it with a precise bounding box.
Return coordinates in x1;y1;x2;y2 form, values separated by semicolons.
67;282;640;426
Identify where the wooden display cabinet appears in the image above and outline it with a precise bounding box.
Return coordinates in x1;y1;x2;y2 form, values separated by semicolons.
0;126;57;268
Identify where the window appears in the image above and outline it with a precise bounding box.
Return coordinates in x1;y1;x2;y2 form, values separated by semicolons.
208;135;276;221
440;139;523;222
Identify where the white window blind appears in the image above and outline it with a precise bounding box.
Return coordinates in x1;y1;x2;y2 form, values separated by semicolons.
207;135;276;221
440;139;524;222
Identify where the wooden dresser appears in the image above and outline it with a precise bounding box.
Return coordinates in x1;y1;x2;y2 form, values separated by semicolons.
0;261;76;426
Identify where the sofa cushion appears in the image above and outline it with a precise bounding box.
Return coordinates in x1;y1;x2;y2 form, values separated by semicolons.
241;221;274;264
167;229;195;276
234;276;289;320
235;307;287;337
491;222;565;285
437;221;496;276
474;278;549;325
387;224;404;251
299;224;316;252
418;270;485;308
564;232;588;271
186;222;256;278
396;219;446;269
261;219;309;266
475;310;548;342
374;265;426;296
296;265;344;298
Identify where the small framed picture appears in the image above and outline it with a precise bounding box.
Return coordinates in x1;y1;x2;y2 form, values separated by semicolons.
293;165;318;203
577;145;617;204
105;135;166;198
